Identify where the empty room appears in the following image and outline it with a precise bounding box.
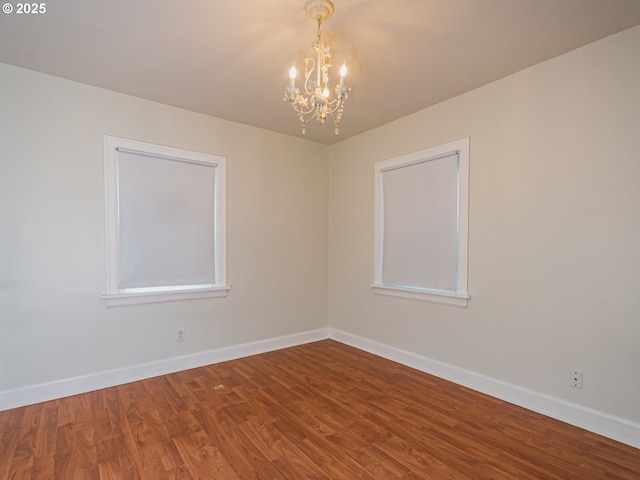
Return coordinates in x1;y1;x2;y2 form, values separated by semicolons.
1;0;639;478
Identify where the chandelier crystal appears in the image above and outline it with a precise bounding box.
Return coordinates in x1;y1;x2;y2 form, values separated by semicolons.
283;0;350;135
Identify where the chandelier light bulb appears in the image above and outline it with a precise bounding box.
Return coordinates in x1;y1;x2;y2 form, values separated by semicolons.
339;63;347;88
289;66;297;88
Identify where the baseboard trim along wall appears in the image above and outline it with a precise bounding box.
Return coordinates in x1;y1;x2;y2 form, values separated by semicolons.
2;327;638;448
0;328;329;413
329;328;640;449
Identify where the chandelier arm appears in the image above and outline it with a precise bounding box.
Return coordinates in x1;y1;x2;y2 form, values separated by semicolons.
321;99;342;115
299;104;318;116
296;107;323;126
289;99;317;117
303;57;316;95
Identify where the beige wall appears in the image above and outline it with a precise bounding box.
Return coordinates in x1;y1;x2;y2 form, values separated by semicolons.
0;64;329;391
329;26;640;422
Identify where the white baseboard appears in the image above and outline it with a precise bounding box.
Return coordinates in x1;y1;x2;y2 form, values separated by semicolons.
0;328;329;412
3;326;638;449
329;328;640;449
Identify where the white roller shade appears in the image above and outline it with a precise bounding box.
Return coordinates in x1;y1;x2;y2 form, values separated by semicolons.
116;149;217;289
381;152;459;291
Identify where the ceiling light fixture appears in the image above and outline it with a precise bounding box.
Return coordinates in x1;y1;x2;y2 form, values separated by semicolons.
283;0;350;135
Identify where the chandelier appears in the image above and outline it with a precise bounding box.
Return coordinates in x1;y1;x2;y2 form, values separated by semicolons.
283;0;350;135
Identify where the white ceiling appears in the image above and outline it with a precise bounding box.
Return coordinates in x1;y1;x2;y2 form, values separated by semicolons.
2;0;640;145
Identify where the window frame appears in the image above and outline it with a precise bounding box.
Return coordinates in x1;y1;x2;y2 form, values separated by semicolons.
371;138;470;307
102;135;229;307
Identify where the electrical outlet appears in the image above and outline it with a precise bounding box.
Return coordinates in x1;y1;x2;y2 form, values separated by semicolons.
176;328;186;342
569;369;583;389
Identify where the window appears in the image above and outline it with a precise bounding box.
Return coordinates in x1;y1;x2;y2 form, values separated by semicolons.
103;136;229;307
372;138;469;307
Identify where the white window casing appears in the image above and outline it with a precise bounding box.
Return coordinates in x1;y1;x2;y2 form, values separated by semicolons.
103;136;229;307
372;138;470;307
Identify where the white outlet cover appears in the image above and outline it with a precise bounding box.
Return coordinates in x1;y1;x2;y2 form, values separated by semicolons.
569;369;583;389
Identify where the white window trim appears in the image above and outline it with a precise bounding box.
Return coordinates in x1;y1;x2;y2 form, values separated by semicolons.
371;138;470;307
102;136;229;307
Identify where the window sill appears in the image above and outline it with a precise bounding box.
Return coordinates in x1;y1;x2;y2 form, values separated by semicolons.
102;285;230;307
370;284;469;307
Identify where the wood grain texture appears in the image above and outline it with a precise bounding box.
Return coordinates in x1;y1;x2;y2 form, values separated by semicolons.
1;340;638;479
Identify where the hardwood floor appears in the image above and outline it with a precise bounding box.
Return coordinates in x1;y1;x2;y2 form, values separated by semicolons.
1;340;639;479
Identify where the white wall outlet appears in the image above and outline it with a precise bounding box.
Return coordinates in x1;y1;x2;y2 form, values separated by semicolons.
176;328;186;342
569;369;583;389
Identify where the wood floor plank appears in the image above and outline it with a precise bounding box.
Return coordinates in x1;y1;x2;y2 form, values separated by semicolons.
5;403;40;480
1;340;639;479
